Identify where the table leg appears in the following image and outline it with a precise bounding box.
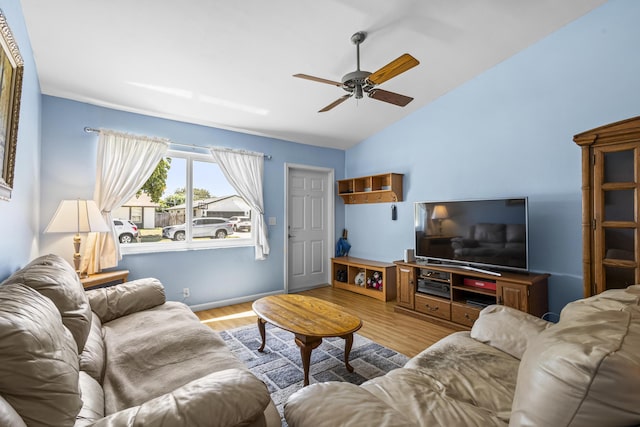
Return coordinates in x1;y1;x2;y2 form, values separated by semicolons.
295;335;322;386
342;333;355;372
257;318;267;352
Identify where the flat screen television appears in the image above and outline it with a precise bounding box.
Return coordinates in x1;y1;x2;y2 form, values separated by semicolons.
414;198;529;274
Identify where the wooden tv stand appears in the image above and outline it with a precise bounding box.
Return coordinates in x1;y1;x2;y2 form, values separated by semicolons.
395;261;549;329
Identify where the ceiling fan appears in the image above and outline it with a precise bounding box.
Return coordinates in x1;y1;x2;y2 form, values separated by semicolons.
293;31;420;112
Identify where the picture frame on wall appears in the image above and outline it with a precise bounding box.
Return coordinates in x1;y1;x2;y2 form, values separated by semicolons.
0;9;24;201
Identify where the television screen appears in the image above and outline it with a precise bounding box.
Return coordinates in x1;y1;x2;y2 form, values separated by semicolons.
414;198;528;272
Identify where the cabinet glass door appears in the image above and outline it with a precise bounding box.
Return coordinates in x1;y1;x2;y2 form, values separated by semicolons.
594;144;639;292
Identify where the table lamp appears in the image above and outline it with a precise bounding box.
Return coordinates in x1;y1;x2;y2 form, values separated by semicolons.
45;199;111;276
431;205;449;235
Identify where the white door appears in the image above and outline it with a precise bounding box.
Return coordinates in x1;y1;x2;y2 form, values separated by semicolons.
286;166;333;293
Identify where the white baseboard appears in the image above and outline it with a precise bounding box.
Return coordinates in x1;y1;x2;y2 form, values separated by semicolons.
187;289;284;312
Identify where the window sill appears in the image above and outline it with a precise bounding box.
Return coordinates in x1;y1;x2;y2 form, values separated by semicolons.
120;238;254;255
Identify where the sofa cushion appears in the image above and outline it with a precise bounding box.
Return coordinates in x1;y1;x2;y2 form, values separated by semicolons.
510;286;640;427
471;305;551;359
79;311;106;383
402;331;518;418
285;382;415;427
0;396;27;427
1;254;92;353
86;277;165;323
101;301;247;414
505;224;525;243
473;223;506;244
76;371;105;427
94;369;272;427
0;283;82;427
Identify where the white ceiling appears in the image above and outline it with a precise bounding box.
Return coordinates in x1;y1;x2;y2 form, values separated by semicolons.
21;0;607;150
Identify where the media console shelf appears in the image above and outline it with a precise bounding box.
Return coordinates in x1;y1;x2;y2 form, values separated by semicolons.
395;261;549;329
332;257;397;301
337;173;403;204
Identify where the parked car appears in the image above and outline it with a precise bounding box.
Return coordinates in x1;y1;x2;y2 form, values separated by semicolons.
162;217;234;241
113;219;139;243
236;218;251;232
228;216;250;231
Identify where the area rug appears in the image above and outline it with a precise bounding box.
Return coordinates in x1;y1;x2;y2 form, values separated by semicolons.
220;323;409;425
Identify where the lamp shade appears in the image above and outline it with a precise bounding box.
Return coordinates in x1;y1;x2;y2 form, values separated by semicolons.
45;199;111;234
431;205;449;220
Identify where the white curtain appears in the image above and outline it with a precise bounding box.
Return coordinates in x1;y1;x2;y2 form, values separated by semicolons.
82;130;169;274
210;147;270;260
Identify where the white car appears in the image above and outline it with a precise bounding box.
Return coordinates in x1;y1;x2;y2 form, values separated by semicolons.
162;217;234;241
113;219;139;243
236;218;251;232
228;216;250;231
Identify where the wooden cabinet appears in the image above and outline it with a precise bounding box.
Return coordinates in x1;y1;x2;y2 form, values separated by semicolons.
394;261;549;329
337;173;403;204
415;293;451;320
574;116;640;297
332;257;397;301
496;282;527;312
397;265;415;309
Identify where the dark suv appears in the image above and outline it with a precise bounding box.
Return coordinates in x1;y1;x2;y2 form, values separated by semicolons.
162;217;234;241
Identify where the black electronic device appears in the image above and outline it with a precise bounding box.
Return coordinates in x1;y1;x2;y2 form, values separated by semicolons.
420;269;450;281
416;278;450;299
414;198;529;273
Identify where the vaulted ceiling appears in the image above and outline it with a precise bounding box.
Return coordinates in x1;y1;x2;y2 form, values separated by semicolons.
21;0;607;149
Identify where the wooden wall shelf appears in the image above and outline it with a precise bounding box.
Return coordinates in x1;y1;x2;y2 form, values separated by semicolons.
337;173;403;204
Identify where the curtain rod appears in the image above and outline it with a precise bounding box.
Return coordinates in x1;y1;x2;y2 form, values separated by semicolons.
83;127;272;160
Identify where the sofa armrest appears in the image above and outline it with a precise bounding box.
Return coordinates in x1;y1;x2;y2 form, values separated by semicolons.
470;304;552;359
89;369;271;427
85;278;166;323
284;382;414;427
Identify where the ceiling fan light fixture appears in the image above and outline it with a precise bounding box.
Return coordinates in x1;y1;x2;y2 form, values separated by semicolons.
293;30;419;112
354;84;363;99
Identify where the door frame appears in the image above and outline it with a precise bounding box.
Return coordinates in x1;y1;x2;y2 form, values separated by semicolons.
284;163;335;293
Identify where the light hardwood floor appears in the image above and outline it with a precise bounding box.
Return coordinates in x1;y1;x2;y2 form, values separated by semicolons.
195;285;458;357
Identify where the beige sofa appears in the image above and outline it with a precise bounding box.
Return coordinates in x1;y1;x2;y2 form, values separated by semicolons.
285;285;640;427
0;254;280;427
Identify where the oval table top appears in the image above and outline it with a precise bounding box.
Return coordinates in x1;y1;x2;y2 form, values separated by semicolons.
252;294;362;338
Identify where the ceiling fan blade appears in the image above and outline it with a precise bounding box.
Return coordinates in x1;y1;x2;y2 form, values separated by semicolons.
293;74;343;87
367;53;419;85
368;89;413;107
319;95;351;112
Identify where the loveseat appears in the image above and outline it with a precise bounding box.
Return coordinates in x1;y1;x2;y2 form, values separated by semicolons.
285;285;640;426
450;223;526;268
0;254;280;427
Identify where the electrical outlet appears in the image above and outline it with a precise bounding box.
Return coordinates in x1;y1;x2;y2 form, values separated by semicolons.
182;287;190;298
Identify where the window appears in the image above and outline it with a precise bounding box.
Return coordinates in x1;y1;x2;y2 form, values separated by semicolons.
130;207;143;224
120;148;253;254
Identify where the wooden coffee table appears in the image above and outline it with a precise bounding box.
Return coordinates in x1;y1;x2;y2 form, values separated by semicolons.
252;294;363;386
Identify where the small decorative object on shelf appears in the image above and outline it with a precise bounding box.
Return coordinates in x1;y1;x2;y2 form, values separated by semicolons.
367;271;383;290
355;270;366;286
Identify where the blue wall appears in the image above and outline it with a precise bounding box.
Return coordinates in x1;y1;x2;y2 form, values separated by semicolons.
38;96;345;306
0;1;41;280
4;0;640;315
343;0;640;314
